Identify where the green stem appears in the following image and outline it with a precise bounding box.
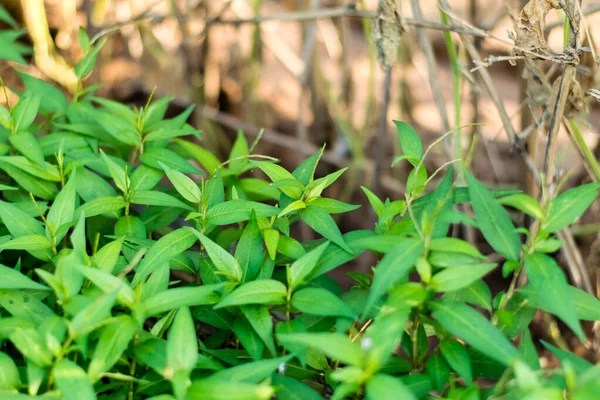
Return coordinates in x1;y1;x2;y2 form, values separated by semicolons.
440;9;462;165
568;120;600;181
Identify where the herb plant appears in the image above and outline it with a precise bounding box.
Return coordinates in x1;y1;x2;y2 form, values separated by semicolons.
1;27;600;400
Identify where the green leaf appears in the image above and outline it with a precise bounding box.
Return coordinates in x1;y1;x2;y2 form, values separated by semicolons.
76;265;135;308
430;263;496;292
216;280;287;308
130;190;193;210
264;229;279;260
0;351;20;390
361;186;385;217
206;200;280;225
167;307;197;373
366;374;416;400
174;138;221;175
430;300;518;366
0;200;45;237
187;380;274;400
189;229;242;282
115;215;147;239
9;327;53;366
426;353;451;393
0;105;10;129
0;160;58;200
69;288;119;337
0;264;49;291
443;280;492;311
142;284;224;316
144;127;197;142
440;339;472;384
229;131;250;174
518;329;540;370
292;288;356;319
465;170;521;260
428;238;485;259
160;162;202;203
277;332;362;366
496;291;536;339
272;374;325;400
8;131;45;167
46;169;77;241
543;183;600;232
94;238;124;273
235;216;263;282
363;238;423;317
0;290;55;324
18;72;67;113
75;42;104;79
233;316;264;361
393;120;423;162
241;305;276;356
75;165;117;201
100;150;129;193
300;206;352;253
288;241;329;289
569;286;600;321
308;198;360;214
363;307;410;370
12;92;41;132
541;340;592;375
497;194;544;219
305;168;347;198
253;161;304;199
0;7;18;27
88;315;137;381
0;156;60;181
525;252;584;341
130;164;163;192
140;147;201;175
74;196;125;220
209;355;292;383
78;26;91;51
132;228;198;285
0;235;52;251
277;199;306;218
54;359;95;400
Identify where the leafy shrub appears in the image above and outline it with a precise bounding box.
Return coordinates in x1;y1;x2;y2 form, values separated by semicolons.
1;28;600;400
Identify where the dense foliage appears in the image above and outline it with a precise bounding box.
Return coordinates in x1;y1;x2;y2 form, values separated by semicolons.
1;26;600;400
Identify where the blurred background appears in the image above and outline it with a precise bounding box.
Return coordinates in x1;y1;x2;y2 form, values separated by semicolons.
1;0;600;287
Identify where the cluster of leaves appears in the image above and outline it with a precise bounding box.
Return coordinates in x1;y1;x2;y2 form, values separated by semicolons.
1;26;600;400
0;8;31;65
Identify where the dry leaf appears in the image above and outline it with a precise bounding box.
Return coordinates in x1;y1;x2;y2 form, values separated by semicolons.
512;0;560;58
373;0;402;68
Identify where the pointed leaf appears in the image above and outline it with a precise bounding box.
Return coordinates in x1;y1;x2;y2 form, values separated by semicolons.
300;206;352;253
216;280;287;308
132;228;198;285
525;252;584;341
430;300;518;366
189;229;242;282
363;238;423;317
465;170;520;260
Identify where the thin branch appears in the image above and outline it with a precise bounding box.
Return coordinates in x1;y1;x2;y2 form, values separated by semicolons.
92;5;491;44
409;0;452;160
374;67;392;197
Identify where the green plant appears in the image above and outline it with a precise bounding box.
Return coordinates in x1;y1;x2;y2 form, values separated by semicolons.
1;28;600;400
